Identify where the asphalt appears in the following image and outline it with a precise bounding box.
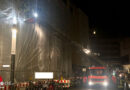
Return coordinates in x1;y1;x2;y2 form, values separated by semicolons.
63;86;125;90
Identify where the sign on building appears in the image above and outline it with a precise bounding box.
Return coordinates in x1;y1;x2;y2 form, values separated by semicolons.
35;72;53;79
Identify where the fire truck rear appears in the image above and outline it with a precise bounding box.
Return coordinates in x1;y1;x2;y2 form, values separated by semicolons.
87;67;109;87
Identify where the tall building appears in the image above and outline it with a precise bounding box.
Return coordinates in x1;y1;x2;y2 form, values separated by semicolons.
120;38;130;64
62;0;90;77
88;27;130;65
0;0;90;81
89;36;123;65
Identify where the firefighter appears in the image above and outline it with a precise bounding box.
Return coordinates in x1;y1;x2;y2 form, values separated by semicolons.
112;75;117;84
38;81;43;89
43;80;48;90
28;81;34;90
117;73;125;89
49;80;56;90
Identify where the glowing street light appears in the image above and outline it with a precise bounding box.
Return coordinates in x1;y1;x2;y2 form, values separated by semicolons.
33;12;38;18
11;26;17;55
12;28;17;38
93;30;96;35
83;49;91;54
13;17;17;24
10;25;17;84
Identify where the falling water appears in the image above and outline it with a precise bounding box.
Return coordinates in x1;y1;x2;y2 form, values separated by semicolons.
0;0;73;82
0;21;72;82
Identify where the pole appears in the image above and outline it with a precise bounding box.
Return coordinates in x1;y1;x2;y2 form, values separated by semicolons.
10;55;15;83
10;26;17;89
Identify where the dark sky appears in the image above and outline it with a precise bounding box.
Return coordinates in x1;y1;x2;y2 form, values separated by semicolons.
75;0;130;38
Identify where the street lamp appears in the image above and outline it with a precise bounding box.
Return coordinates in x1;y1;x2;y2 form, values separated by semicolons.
33;12;38;18
83;49;91;54
13;17;17;25
93;30;96;35
10;24;17;84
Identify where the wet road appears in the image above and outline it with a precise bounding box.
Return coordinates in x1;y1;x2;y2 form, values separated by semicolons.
65;87;124;90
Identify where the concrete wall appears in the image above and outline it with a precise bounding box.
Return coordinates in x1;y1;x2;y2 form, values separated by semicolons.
0;22;11;81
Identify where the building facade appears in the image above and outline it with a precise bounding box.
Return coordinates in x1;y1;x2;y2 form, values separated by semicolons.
0;0;90;81
120;38;130;64
89;37;122;65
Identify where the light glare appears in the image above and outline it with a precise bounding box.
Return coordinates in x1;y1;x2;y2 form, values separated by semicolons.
93;30;96;35
83;49;91;54
103;81;108;86
88;81;93;86
128;84;130;88
12;29;17;38
119;74;122;77
33;12;38;18
13;17;17;24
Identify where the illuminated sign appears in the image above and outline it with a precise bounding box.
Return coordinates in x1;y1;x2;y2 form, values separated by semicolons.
35;72;53;79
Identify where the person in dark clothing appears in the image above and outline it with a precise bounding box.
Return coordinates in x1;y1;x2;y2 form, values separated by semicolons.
27;81;34;90
43;81;48;90
38;81;43;89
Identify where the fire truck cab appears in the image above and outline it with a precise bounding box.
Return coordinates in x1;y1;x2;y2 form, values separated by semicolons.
87;66;109;87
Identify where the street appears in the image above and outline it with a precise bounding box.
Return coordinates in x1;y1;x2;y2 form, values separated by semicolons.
65;87;123;90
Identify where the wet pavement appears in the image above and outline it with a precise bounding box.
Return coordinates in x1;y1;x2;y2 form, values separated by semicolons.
65;87;124;90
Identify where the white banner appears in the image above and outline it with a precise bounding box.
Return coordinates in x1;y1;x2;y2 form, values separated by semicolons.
35;72;53;79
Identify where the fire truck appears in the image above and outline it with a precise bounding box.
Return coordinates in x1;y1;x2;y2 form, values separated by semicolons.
87;66;110;87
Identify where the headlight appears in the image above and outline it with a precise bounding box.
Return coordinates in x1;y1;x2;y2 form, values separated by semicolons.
0;82;4;86
119;74;122;77
103;81;108;86
88;81;93;86
128;84;130;88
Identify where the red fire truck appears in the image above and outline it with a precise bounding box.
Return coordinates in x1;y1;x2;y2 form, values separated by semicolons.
87;66;109;87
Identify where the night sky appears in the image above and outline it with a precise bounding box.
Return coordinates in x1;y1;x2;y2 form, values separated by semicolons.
74;0;130;38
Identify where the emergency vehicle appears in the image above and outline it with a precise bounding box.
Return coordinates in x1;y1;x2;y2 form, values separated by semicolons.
87;66;109;87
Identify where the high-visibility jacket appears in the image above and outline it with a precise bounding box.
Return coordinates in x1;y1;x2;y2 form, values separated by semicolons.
83;77;87;83
49;85;54;90
112;76;116;84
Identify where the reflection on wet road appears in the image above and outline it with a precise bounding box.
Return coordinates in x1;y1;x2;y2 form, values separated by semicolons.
65;87;123;90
